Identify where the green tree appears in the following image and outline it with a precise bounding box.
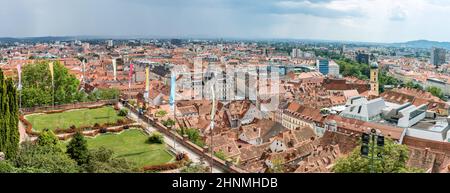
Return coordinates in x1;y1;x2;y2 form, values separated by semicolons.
427;86;444;99
87;88;120;101
66;132;89;165
332;139;424;173
82;147;137;173
118;109;128;116
214;150;227;161
0;161;16;173
21;61;82;107
11;142;79;173
37;128;60;149
155;110;168;117
379;71;401;93
162;119;176;127
404;81;423;90
183;128;205;147
0;69;20;159
335;59;370;80
147;131;164;144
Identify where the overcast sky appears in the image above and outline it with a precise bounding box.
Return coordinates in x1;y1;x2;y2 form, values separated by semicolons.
1;0;450;43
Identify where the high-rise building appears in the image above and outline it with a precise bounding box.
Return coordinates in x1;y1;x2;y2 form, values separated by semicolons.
328;60;340;77
431;47;446;67
370;61;379;96
356;53;370;64
316;59;329;75
291;48;301;58
107;40;114;47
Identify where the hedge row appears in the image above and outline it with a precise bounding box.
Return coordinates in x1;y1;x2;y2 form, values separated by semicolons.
21;114;134;136
21;101;116;115
19;115;40;136
51;118;134;134
57;124;139;140
142;154;190;172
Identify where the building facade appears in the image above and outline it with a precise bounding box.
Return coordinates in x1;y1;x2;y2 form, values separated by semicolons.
370;62;379;96
431;47;446;67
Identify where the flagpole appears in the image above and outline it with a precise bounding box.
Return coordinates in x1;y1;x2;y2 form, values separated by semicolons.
210;84;216;173
52;81;55;109
17;64;22;109
19;89;22;109
169;72;177;153
49;62;55;109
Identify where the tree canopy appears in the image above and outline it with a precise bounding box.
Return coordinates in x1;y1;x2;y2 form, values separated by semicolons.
7;142;79;173
427;86;445;99
81;147;137;173
0;69;20;159
332;139;424;173
336;58;370;80
21;61;83;107
66;132;90;165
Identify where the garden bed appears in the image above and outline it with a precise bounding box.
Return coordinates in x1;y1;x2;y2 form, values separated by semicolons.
22;106;133;135
85;129;175;168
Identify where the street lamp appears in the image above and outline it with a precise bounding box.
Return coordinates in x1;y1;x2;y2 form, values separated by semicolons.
360;128;385;173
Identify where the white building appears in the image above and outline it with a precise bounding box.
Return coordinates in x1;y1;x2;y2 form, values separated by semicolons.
341;96;386;122
328;60;340;77
383;102;427;128
406;119;450;142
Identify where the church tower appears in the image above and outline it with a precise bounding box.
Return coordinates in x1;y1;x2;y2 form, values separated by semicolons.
370;61;379;96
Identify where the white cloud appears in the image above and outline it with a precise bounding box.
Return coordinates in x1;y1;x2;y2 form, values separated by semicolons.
1;0;450;42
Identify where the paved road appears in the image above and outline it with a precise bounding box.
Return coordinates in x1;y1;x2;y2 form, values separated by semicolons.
121;104;223;173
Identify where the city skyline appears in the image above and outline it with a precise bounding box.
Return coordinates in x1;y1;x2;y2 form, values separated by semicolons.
2;0;450;43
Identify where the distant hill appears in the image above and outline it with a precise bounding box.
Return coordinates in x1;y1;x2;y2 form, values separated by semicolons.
390;40;450;49
0;36;115;43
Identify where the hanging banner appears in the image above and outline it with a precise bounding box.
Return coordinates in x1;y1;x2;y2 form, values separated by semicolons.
128;63;134;89
82;59;86;83
17;63;22;90
144;66;150;100
112;58;117;81
48;62;54;86
169;72;176;113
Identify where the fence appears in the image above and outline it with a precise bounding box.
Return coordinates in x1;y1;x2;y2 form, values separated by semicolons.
122;100;247;173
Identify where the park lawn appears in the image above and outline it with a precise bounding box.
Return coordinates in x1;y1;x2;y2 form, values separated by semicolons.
86;129;174;167
25;106;124;132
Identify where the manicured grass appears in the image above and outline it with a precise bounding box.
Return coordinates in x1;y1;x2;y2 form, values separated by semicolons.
86;129;174;167
25;106;124;132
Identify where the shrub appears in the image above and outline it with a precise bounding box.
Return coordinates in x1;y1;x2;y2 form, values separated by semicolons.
118;109;128;117
116;119;124;125
37;129;60;149
66;132;89;165
176;153;187;161
181;163;209;173
99;128;108;134
93;123;100;129
185;128;205;147
147;132;164;144
162;119;176;127
155;110;168;117
123;125;130;130
214;150;227;161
